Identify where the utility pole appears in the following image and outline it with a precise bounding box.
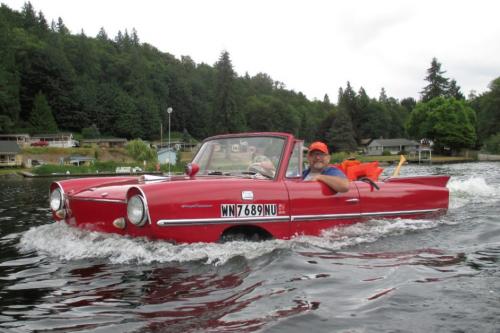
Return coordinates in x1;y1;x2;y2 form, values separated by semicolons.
167;107;173;175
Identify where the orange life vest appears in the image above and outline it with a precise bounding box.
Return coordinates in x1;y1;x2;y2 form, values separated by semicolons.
334;160;383;182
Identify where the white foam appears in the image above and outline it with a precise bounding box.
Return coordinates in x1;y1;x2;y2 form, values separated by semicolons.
447;177;497;196
18;223;291;265
447;176;499;209
18;217;445;266
291;218;440;250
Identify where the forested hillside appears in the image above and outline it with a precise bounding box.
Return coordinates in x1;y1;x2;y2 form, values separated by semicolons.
1;2;499;154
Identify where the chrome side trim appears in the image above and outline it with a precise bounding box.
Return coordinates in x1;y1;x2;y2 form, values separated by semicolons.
292;208;441;222
157;208;442;227
70;197;126;204
360;208;441;217
291;213;359;222
157;215;289;226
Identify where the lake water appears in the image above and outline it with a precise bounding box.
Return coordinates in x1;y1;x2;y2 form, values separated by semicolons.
0;162;499;332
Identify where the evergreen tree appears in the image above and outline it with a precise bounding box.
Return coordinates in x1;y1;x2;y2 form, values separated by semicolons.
447;79;464;100
131;28;139;45
379;87;388;103
29;91;58;133
56;17;69;34
0;115;14;133
21;2;37;29
476;77;500;143
356;87;373;139
96;27;108;41
136;96;160;140
338;82;361;142
0;31;21;126
37;11;48;32
115;30;123;44
325;107;357;152
401;97;416;113
212;51;244;134
323;94;330;105
114;92;142;138
82;124;100;139
421;57;449;102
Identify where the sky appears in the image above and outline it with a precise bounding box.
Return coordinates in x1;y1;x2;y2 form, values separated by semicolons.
2;0;500;101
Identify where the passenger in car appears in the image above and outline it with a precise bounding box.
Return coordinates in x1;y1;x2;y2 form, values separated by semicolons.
248;142;277;178
302;141;349;193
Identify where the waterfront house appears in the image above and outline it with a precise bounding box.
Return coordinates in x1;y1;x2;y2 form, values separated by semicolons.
157;148;177;165
81;138;128;148
0;134;31;147
31;133;78;148
366;139;420;156
0;141;22;167
66;155;95;166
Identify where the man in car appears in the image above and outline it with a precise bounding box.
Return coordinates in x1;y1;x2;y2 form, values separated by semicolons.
302;141;349;193
248;142;277;178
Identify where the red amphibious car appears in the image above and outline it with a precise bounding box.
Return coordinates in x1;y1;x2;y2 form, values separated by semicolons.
49;132;450;243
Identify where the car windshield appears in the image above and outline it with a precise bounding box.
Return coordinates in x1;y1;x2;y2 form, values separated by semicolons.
193;136;285;179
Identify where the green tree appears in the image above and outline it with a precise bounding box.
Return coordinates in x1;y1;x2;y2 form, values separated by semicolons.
338;82;361;142
96;27;108;41
325;107;357;152
21;2;37;30
406;97;476;154
0;115;14;133
56;17;69;34
401;97;416;113
212;51;244;134
29;91;58;133
125;139;157;163
136;96;160;140
482;133;500;154
382;96;408;138
114;92;142;138
447;79;464;100
476;77;500;144
82;124;100;139
421;58;449;102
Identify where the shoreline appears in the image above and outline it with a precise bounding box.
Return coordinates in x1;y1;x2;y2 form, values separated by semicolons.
18;171;163;178
2;157;496;178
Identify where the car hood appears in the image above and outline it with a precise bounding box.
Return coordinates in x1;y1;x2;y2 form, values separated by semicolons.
68;175;265;201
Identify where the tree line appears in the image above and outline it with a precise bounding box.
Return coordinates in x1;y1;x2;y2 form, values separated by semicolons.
0;3;499;154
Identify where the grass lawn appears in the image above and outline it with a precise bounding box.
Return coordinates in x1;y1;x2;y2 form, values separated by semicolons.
0;168;28;175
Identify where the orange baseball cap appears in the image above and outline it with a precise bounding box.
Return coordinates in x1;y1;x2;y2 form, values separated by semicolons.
308;141;329;154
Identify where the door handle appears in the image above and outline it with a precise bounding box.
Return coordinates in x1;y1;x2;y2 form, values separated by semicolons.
346;198;359;203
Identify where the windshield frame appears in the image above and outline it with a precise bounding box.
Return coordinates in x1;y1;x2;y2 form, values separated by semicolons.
192;134;288;180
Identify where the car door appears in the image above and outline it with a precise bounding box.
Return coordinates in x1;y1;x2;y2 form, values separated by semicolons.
284;179;361;236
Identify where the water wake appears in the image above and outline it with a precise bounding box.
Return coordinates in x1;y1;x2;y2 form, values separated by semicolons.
19;216;445;266
18;223;291;265
447;176;499;209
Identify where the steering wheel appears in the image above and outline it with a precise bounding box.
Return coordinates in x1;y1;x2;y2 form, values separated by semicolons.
247;163;274;179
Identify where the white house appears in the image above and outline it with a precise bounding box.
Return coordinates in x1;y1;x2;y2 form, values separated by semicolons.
366;139;420;156
157;148;177;165
31;133;78;148
0;141;22;167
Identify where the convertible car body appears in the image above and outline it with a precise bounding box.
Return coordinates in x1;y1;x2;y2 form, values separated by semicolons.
49;132;450;243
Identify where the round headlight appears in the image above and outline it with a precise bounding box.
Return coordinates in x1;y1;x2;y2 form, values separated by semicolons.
50;188;63;211
127;195;148;226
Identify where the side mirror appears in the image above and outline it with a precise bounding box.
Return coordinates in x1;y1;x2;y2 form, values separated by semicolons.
185;163;200;178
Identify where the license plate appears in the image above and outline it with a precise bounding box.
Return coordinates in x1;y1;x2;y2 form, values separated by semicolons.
221;204;277;218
